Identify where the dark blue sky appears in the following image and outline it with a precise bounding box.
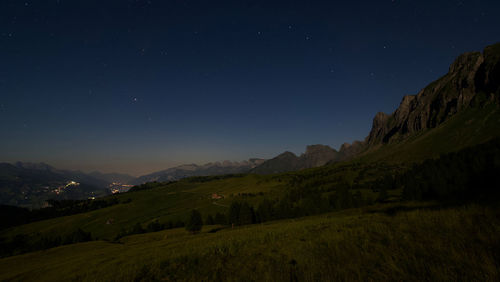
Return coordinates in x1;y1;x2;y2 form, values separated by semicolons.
1;0;499;175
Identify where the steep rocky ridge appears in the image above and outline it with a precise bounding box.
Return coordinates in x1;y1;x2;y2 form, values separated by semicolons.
253;43;500;173
366;43;500;145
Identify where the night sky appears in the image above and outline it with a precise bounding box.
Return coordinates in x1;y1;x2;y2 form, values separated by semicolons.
1;0;499;175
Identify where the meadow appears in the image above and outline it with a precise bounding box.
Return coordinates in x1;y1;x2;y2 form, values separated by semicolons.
0;202;498;281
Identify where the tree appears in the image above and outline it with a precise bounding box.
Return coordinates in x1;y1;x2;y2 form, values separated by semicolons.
256;199;274;223
376;187;388;202
214;212;226;225
185;210;203;233
131;222;145;235
335;186;353;209
239;202;255;225
146;220;164;232
205;214;214;225
228;201;241;225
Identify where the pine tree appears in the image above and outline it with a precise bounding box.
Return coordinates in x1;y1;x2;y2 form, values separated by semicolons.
228;201;241;225
205;214;214;225
214;212;227;225
185;210;203;233
239;202;255;225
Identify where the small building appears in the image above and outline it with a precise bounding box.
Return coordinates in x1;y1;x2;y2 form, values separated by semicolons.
211;193;224;199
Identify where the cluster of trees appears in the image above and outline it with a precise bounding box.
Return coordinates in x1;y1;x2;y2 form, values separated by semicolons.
0;228;93;258
204;212;227;226
187;138;499;230
115;219;186;240
180;185;373;233
230;192;264;198
224;187;370;226
185;210;203;233
0;198;124;230
184;174;246;183
283;162;401;195
128;181;170;192
367;138;500;202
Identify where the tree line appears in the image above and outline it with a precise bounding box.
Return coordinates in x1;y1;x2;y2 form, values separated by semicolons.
0;228;93;258
0;198;125;230
376;138;500;202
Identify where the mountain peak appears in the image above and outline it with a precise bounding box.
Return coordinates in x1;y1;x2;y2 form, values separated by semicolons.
366;43;500;145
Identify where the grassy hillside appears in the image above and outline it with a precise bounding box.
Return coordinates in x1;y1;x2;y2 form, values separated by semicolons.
1;174;288;241
358;104;500;163
0;157;408;247
1;203;498;281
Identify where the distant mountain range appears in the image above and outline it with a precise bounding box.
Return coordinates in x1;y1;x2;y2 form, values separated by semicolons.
0;162;111;208
131;159;266;185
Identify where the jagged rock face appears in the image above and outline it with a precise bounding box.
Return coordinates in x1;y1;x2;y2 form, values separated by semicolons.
366;112;391;145
367;43;500;145
338;141;365;160
475;44;500;102
300;144;339;167
252;43;500;173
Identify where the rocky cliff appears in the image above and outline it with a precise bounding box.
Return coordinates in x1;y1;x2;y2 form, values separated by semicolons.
252;43;500;173
366;43;500;145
